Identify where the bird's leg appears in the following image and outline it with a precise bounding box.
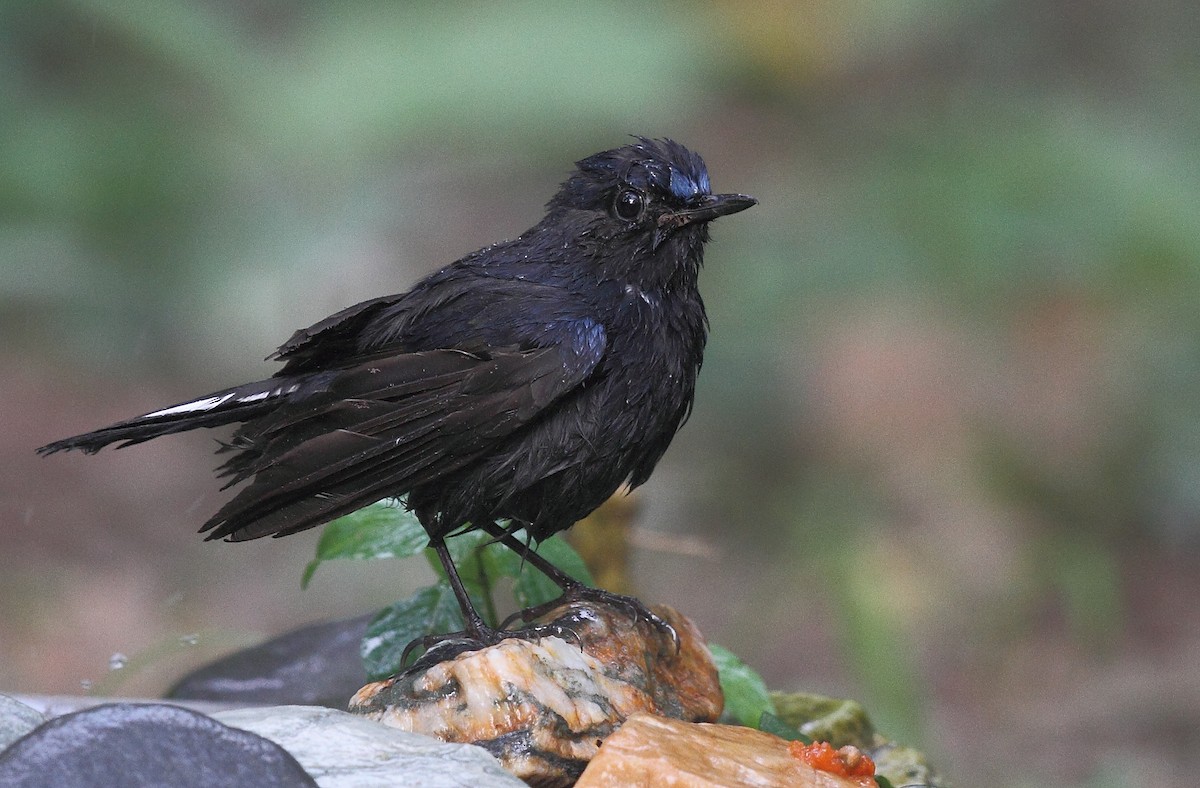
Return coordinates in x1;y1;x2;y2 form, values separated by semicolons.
400;534;591;669
399;537;502;666
431;536;498;640
482;522;679;649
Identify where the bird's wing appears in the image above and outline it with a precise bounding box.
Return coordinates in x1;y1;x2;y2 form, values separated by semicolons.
270;272;581;370
269;294;407;372
202;319;607;542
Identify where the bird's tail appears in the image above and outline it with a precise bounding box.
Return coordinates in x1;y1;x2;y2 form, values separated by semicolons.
37;377;309;456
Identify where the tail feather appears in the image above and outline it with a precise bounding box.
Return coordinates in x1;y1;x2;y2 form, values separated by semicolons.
36;378;309;456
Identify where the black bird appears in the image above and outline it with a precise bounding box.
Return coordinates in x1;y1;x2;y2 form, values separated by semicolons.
39;138;755;650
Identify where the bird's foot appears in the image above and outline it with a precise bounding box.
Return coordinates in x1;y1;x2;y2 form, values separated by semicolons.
499;584;680;652
399;611;502;670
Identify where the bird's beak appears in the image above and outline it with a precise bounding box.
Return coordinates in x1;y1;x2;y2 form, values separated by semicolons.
659;193;758;230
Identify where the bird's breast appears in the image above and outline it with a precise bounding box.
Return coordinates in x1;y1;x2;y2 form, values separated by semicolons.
594;287;705;429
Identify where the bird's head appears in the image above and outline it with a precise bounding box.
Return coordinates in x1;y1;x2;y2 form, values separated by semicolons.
542;138;756;288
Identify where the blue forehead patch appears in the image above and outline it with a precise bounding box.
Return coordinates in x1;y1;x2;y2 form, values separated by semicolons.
669;167;709;201
622;140;712;201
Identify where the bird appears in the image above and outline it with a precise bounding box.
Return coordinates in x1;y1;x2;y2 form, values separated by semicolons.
38;137;756;654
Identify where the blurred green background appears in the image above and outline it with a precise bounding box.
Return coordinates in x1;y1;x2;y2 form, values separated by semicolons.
4;1;1200;785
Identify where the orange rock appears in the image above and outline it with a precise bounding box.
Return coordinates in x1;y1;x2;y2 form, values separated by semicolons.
351;601;720;787
577;713;873;788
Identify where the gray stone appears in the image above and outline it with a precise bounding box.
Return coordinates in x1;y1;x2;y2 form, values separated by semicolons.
214;705;526;787
0;702;316;787
167;613;371;708
11;693;250;718
0;694;46;751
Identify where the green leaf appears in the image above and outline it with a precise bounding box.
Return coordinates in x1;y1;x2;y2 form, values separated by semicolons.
302;499;427;588
474;534;524;580
504;532;594;609
361;584;464;680
874;777;896;788
708;643;776;728
758;711;811;743
525;532;593;582
512;560;561;610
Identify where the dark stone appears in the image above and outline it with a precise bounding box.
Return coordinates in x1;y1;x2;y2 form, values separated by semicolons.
0;702;316;787
167;614;371;708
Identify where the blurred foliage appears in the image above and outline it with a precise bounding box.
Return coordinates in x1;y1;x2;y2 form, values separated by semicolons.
7;1;1200;783
1;0;712;372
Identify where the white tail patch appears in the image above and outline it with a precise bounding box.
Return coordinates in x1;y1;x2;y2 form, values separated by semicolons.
143;393;236;419
140;382;300;420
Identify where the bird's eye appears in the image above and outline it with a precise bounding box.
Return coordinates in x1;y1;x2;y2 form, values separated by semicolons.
613;189;645;221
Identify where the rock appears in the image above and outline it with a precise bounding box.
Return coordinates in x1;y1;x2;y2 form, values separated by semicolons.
770;691;876;748
350;601;721;787
11;694;251;719
0;695;46;751
214;705;527;787
770;691;947;787
167;613;371;708
0;702;316;787
868;739;946;788
576;712;871;787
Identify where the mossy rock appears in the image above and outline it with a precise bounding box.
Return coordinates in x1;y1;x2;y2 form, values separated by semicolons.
768;691;948;787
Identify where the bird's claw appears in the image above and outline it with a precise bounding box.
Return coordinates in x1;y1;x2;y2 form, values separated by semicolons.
399;618;587;673
500;586;680;653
